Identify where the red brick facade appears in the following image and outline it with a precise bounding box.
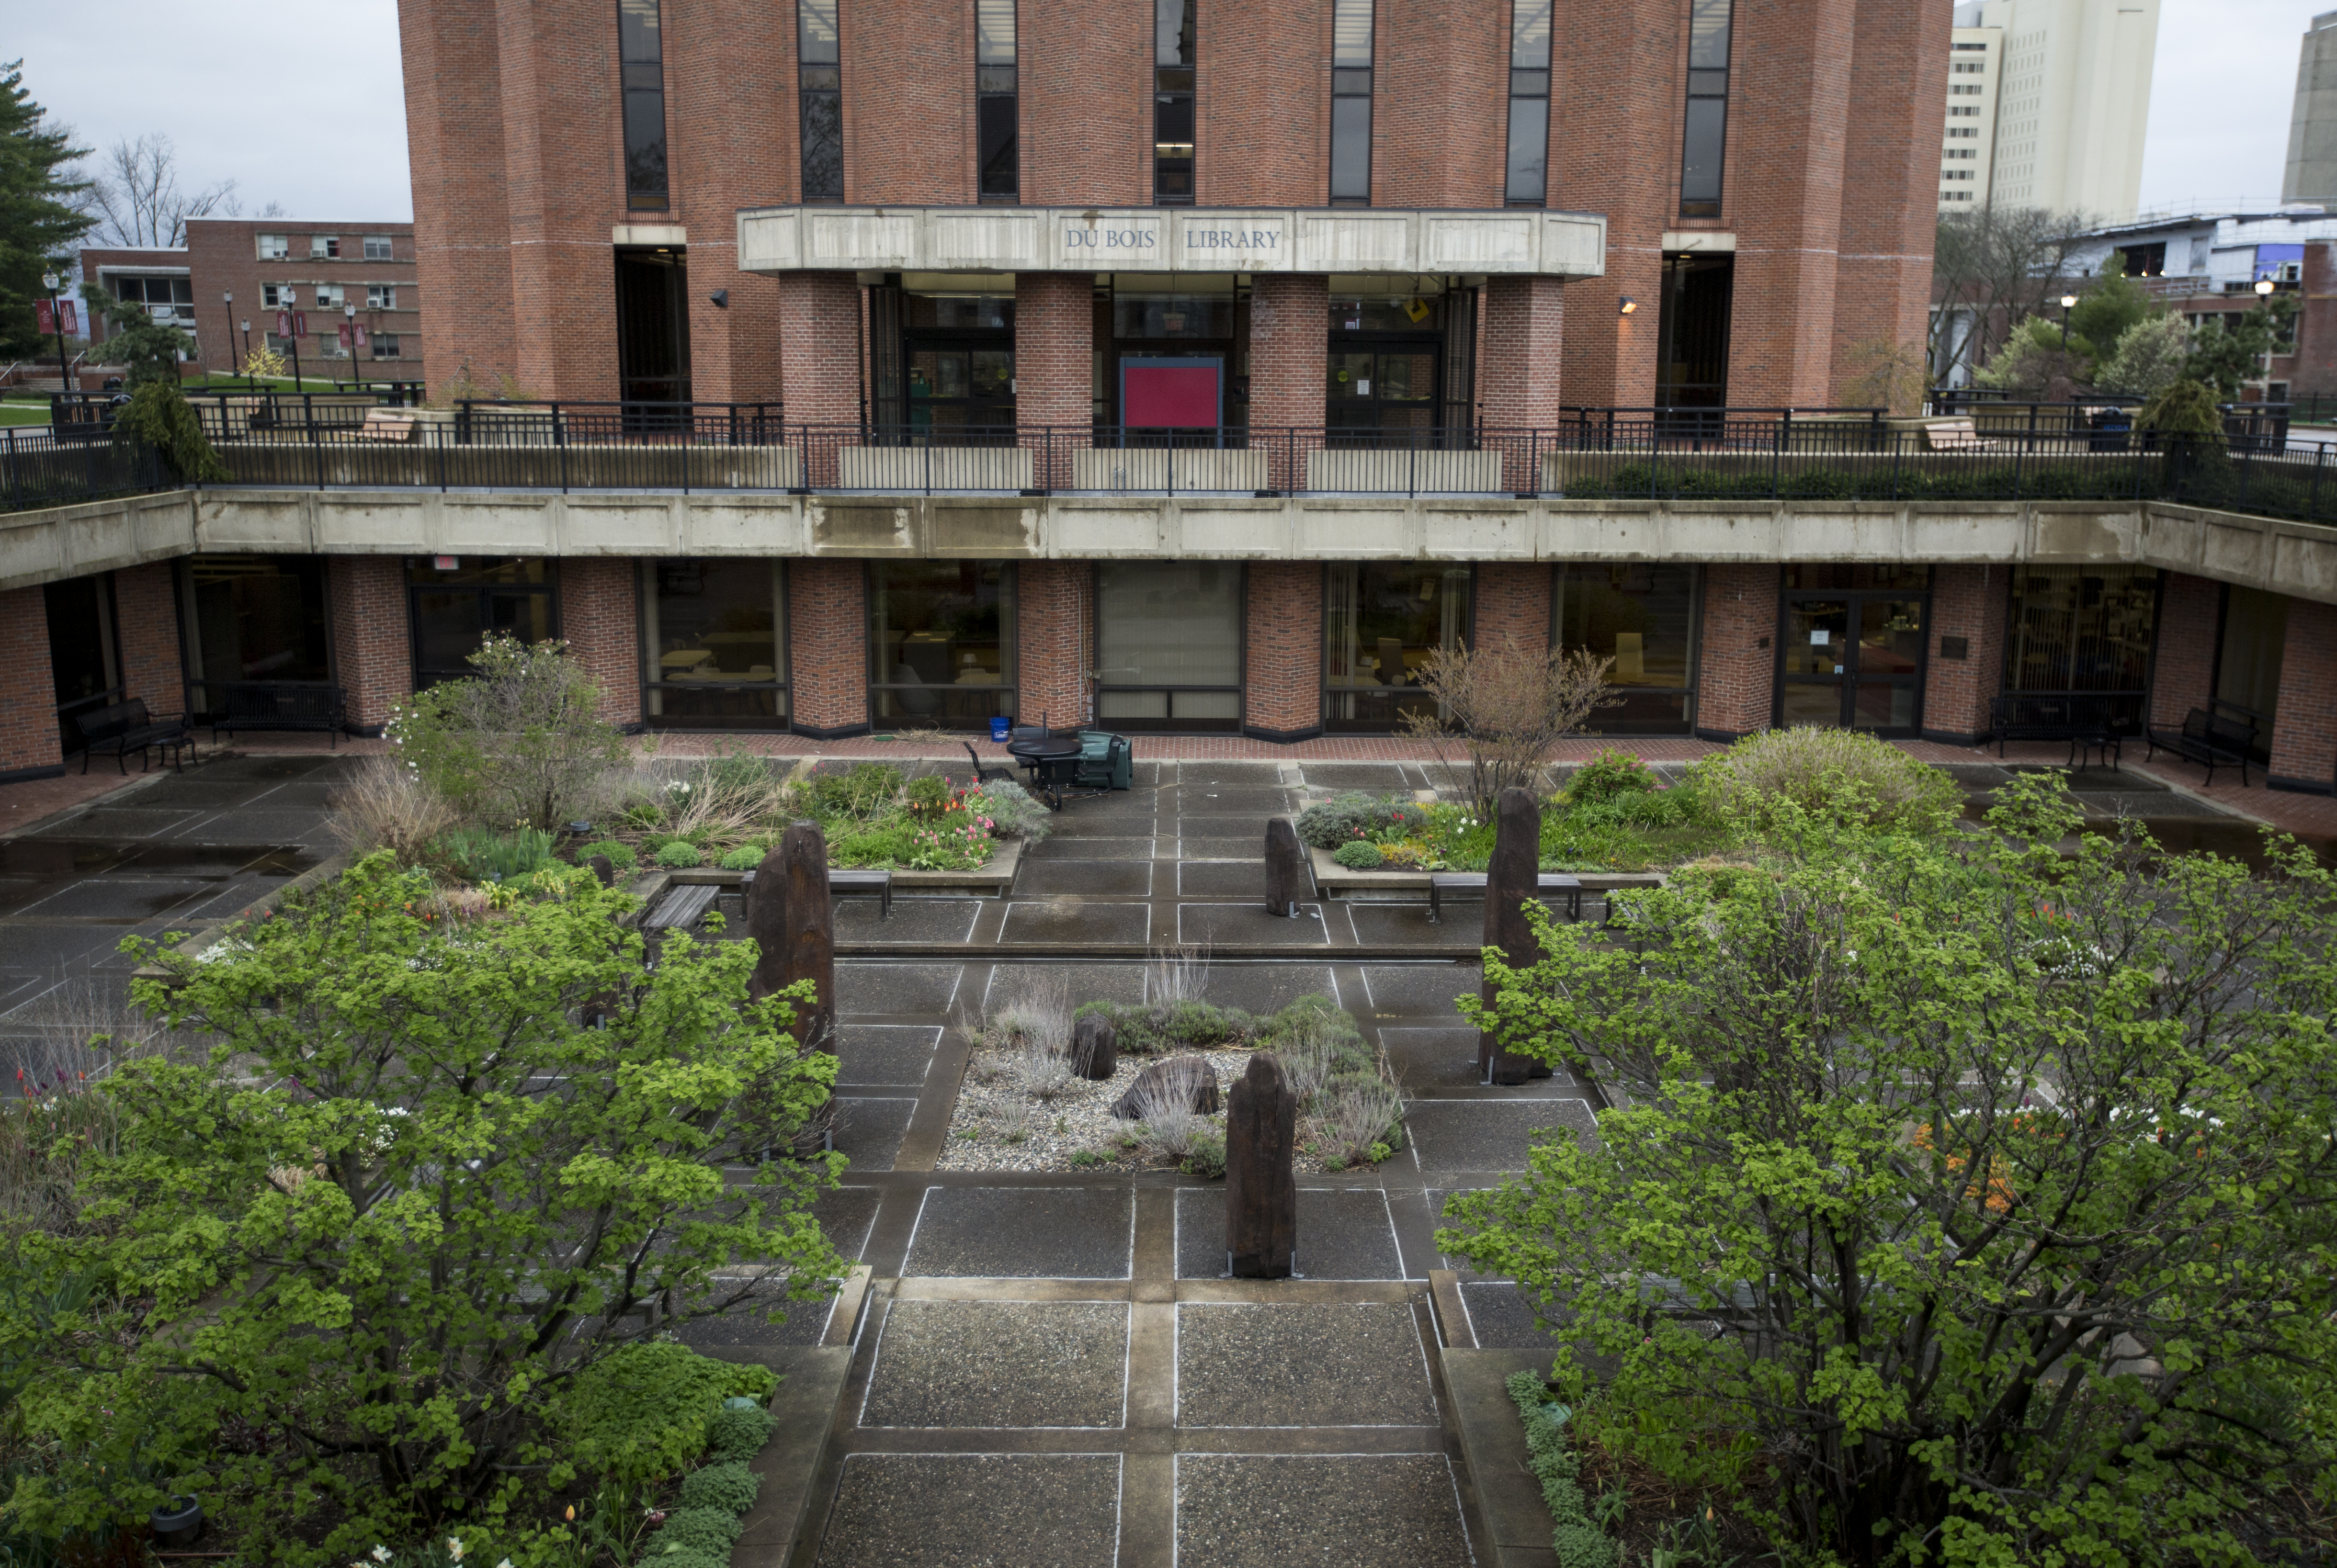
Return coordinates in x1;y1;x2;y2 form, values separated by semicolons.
2268;598;2337;794
1016;561;1092;731
1921;564;2010;744
1015;274;1094;489
1243;563;1322;740
2150;572;2222;729
112;564;185;716
1472;564;1553;654
559;559;643;728
0;587;61;779
1695;564;1780;737
328;556;413;733
788;558;871;735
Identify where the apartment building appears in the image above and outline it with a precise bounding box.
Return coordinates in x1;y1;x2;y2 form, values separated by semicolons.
1943;0;2159;220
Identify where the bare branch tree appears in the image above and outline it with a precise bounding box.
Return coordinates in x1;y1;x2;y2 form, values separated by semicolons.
79;132;237;248
1399;639;1619;818
1931;203;2096;382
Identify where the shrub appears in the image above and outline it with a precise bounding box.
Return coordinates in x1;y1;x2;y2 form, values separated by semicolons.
112;380;229;480
1401;641;1621;819
1297;792;1407;849
436;824;559;881
1180;1132;1226;1179
390;635;629;831
563;1341;779;1489
968;779;1052;842
829;823;919;868
904;774;954;819
578;839;639;871
716;845;766;871
644;1507;742;1554
326;756;458;867
678;1458;761;1514
656;840;706;869
1505;1374;1619;1568
1331;840;1385;869
1563;748;1655;806
2138;375;2224;440
1692;727;1960;836
805;763;902;821
705;1402;777;1463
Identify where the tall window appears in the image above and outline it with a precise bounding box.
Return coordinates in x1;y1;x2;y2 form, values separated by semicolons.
1678;0;1730;217
1324;564;1470;731
1154;0;1195;203
619;0;669;210
1555;564;1700;733
642;560;788;728
978;0;1018;199
1329;0;1373;203
2001;565;2158;737
868;562;1015;727
1503;0;1550;205
799;0;844;201
1096;563;1243;730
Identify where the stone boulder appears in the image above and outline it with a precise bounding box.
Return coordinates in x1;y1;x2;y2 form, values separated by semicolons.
1110;1055;1221;1120
1072;1014;1118;1081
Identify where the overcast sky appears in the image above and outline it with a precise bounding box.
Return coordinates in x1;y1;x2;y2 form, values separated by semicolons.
1;0;2325;229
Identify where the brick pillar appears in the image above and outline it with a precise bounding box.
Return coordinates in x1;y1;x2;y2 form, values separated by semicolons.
2150;571;2221;729
1694;564;1779;739
778;273;864;487
1016;560;1091;732
1243;562;1321;741
1248;276;1327;492
328;556;412;735
1920;564;2009;745
1015;274;1092;490
1472;564;1553;651
788;558;869;737
558;558;643;729
112;563;185;716
1480;277;1566;491
2268;598;2337;793
0;586;63;780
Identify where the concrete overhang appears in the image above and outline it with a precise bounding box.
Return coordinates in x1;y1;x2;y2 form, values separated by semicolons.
735;204;1608;278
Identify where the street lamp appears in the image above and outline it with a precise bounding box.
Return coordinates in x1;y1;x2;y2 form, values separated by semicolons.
40;270;69;397
2256;277;2277;297
2059;292;2079;350
344;303;363;392
222;291;238;383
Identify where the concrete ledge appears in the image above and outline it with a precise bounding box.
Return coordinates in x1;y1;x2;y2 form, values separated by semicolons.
661;835;1024;895
1441;1345;1564;1568
731;1342;856;1566
1307;844;1667;899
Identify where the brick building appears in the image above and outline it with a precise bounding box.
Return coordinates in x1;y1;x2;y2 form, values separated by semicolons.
8;0;2337;798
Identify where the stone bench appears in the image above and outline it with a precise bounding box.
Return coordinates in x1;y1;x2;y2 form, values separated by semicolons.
743;866;892;920
1428;871;1582;924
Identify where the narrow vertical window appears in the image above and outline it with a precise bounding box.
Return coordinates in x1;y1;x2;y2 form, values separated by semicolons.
618;0;668;210
1329;0;1373;203
1503;0;1550;205
799;0;844;201
1154;0;1195;203
1679;0;1730;217
978;0;1018;199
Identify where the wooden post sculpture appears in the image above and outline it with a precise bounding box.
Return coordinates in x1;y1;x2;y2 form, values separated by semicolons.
1479;785;1543;1086
1263;818;1307;917
1226;1051;1298;1279
1073;1014;1119;1081
586;854;617;888
748;820;836;1053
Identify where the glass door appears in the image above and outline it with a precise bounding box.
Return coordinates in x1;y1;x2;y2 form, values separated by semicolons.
905;338;1015;442
1327;342;1441;442
1778;593;1926;733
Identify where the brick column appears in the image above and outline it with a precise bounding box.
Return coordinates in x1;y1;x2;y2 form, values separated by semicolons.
1016;560;1091;732
2268;598;2337;793
1015;274;1092;490
113;563;186;716
778;273;865;487
1920;564;2009;745
1480;277;1566;491
1248;276;1327;492
1472;564;1553;652
2149;571;2221;729
558;558;643;730
0;586;62;781
788;558;869;737
1694;564;1779;739
1243;562;1322;741
328;556;412;735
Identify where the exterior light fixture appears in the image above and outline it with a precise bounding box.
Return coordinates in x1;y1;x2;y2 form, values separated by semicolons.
2059;293;2078;309
709;288;729;308
1618;296;1637;315
2256;277;2277;296
41;271;58;292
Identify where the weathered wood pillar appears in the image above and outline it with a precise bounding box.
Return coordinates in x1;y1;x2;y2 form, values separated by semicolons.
1226;1051;1297;1278
1264;818;1307;917
749;820;835;1052
1479;786;1544;1086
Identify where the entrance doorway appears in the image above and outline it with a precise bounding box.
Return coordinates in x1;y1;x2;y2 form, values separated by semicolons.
870;279;1017;441
45;575;120;759
614;248;692;408
1325;279;1475;441
1655;252;1732;411
1776;567;1929;734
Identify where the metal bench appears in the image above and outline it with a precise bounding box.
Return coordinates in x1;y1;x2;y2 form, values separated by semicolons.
1427;871;1583;924
199;682;349;745
743;867;892;920
642;882;720;932
73;698;194;775
1988;694;2138;768
1923;416;1998;453
2144;708;2256;788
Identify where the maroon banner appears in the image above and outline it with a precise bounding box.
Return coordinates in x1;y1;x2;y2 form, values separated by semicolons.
277;311;291;338
34;299;50;336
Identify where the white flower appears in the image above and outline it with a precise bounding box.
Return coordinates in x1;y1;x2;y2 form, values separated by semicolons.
371;1550;393;1564
445;1542;463;1562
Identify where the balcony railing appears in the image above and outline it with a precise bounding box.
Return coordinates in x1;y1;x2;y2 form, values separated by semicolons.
1;425;167;514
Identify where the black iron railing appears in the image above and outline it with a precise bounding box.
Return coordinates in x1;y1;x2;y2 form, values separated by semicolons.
1;426;167;514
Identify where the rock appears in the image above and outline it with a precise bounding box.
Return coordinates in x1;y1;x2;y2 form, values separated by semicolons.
1225;1051;1297;1278
1111;1055;1220;1120
1072;1015;1118;1081
586;854;616;888
1263;817;1307;916
1479;786;1543;1087
748;821;836;1052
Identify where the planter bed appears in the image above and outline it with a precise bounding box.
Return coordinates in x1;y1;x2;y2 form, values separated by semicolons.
1308;843;1665;901
664;836;1022;897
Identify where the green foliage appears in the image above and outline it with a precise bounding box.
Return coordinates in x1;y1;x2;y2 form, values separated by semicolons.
391;635;629;832
804;763;902;821
1296;791;1424;849
904;774;953;818
79;283;195;389
1692;727;1960;836
967;779;1052;841
0;62;91;361
716;844;766;871
1444;779;2337;1565
704;1402;777;1463
645;1506;742;1554
632;1548;725;1568
561;1341;777;1489
1564;749;1657;806
1973;313;2096;395
2138;375;2226;439
1507;1372;1620;1568
1180;1132;1226;1179
2183;294;2299;397
2067;258;2153;351
677;1458;760;1514
2095;312;2191;400
577;839;638;872
437;823;558;881
828;823;919;868
1331;839;1385;869
111;380;227;479
656;839;706;869
8;855;844;1556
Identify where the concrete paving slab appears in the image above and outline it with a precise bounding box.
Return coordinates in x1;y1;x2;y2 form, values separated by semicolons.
1405;1101;1598;1174
1025;835;1156;861
1175;903;1328;946
1172;815;1278;842
1295;764;1415;790
1176;1303;1436;1427
982;962;1148;1009
1441;1348;1565;1559
1047;813;1161;837
1460;1281;1568;1351
835;898;983;943
1185;963;1339;1014
1174;860;1267;898
166;810;337;846
1002;902;1153;946
1171;763;1287;785
861;1300;1130;1428
837;963;965;1016
904;1186;1135;1279
1345;902;1485;948
1379;1028;1580;1094
1014;860;1154;897
32;808;196;840
1175;1454;1472;1568
12;878;215;921
1359;964;1480;1016
1175;1187;1404;1281
835;1024;942;1088
1170;787;1293;814
1175;837;1263;861
814;1453;1122;1568
834;1096;918;1170
674;1275;843;1351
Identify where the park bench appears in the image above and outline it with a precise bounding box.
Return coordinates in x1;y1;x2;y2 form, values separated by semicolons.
2144;708;2256;788
1922;417;1997;453
1427;871;1583;924
1989;694;2135;767
742;866;893;920
73;698;194;775
201;682;348;745
642;882;720;933
354;408;423;441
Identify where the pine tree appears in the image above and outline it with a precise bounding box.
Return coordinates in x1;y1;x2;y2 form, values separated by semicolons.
0;60;93;360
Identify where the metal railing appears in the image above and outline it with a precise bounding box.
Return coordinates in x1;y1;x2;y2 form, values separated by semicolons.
2;426;168;514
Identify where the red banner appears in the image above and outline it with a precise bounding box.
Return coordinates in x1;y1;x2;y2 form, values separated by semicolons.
338;324;352;348
293;311;307;338
277;311;291;338
34;300;75;335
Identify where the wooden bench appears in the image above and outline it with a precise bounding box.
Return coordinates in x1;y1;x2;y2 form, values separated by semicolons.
2144;708;2256;788
201;682;348;745
353;408;422;441
1427;871;1583;924
1923;417;1998;453
642;882;720;933
742;867;893;920
73;698;194;775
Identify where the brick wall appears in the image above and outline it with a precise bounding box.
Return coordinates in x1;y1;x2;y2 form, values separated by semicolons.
788;558;869;735
1695;563;1779;737
558;558;643;728
846;0;973;203
1249;275;1327;489
1920;564;2008;743
112;563;184;714
779;272;865;460
1016;561;1091;731
2268;597;2337;793
0;587;61;780
1480;277;1566;486
669;0;792;404
328;556;412;733
1016;273;1094;487
2150;571;2221;729
1472;563;1552;652
1200;0;1327;204
1021;0;1149;207
1371;0;1507;208
1243;562;1322;739
402;0;517;400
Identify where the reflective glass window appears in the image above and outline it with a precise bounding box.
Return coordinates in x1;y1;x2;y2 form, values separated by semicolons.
868;561;1016;726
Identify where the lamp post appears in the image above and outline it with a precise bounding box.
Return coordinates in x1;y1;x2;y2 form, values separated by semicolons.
2058;292;2078;350
344;303;363;393
2256;276;2279;398
222;291;237;382
40;270;69;397
238;318;253;392
284;294;306;393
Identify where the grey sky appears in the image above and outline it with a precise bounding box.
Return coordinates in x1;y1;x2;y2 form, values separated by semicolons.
1;0;2325;232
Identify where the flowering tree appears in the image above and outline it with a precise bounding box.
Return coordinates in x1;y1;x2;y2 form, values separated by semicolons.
392;635;629;831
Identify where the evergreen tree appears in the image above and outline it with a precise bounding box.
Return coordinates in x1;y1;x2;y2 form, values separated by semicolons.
0;60;93;360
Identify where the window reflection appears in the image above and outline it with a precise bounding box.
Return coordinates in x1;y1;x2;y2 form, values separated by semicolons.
1324;563;1470;730
1556;563;1700;733
642;560;786;728
868;561;1016;727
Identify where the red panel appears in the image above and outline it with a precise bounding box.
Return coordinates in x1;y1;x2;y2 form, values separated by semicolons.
1124;363;1220;426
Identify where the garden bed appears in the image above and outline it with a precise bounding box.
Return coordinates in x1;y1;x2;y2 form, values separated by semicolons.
663;836;1023;896
1306;843;1667;901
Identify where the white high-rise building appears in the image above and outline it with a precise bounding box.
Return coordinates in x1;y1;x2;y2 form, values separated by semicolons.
1940;0;2160;221
2283;11;2337;208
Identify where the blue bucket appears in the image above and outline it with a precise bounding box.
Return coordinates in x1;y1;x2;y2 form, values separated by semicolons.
989;716;1011;743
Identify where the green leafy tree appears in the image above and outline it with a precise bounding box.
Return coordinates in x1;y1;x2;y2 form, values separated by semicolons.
2137;377;2225;441
2066;254;2153;355
0;61;91;360
113;380;227;481
2094;313;2191;400
393;634;631;831
1973;314;2097;398
2183;294;2299;398
1441;778;2337;1566
9;856;844;1557
79;280;193;388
